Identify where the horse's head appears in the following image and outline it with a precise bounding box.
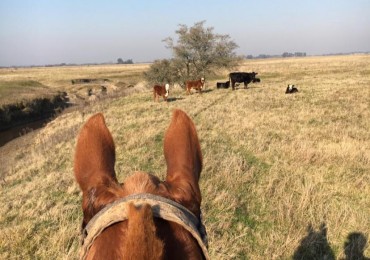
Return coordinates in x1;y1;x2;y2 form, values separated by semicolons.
74;109;207;259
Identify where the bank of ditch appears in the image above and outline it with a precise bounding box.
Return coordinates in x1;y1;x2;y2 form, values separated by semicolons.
0;92;70;146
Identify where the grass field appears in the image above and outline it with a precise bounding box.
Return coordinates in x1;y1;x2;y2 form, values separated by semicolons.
0;55;369;259
0;63;150;105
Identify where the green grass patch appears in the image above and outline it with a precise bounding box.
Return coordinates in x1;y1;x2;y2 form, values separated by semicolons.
0;80;50;103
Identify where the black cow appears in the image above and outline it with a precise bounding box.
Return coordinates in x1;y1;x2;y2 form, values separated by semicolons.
216;81;230;89
253;78;261;83
285;84;299;94
229;72;258;90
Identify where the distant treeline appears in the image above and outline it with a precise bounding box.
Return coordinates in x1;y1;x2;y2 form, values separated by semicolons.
1;58;135;69
247;52;307;59
246;51;369;59
1;51;369;68
117;58;134;64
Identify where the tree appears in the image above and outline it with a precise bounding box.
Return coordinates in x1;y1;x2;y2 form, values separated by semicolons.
143;59;174;85
117;58;134;64
145;21;240;87
124;59;134;64
282;52;294;58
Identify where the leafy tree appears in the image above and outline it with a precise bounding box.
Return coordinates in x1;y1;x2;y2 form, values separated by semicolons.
143;59;174;85
145;21;240;87
117;58;124;64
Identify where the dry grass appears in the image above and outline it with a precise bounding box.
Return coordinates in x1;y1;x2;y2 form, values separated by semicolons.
0;55;369;259
0;63;150;105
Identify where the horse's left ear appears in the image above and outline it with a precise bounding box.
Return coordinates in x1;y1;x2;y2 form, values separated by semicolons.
74;113;122;224
74;113;118;192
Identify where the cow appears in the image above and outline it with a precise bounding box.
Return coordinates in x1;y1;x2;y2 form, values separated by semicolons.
285;84;299;94
216;81;230;89
229;72;258;90
153;83;170;102
186;78;205;94
253;78;261;83
74;110;209;259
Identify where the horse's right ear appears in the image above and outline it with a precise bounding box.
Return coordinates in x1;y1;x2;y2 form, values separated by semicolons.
163;110;202;216
74;113;118;197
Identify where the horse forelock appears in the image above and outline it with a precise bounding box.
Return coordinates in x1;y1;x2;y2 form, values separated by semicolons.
123;172;161;195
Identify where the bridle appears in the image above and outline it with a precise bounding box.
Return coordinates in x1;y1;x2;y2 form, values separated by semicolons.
80;193;210;260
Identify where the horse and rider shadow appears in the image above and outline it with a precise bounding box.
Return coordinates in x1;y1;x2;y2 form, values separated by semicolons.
293;223;369;260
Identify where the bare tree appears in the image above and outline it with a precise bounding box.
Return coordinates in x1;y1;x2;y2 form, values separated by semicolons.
145;21;240;87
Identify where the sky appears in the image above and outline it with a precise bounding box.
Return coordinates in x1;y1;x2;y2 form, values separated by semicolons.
0;0;369;66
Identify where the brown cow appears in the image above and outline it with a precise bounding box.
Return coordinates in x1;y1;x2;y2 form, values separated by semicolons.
186;78;205;94
74;110;209;259
153;83;169;102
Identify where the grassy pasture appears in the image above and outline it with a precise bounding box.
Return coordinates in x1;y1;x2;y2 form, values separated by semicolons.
0;63;150;105
0;55;369;259
0;80;54;106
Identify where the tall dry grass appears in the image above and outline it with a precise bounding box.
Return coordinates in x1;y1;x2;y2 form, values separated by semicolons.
0;63;150;105
0;55;369;259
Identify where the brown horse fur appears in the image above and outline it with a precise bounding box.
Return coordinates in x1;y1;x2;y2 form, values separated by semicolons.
74;110;204;259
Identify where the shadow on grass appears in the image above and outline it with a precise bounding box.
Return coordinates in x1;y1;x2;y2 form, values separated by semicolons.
293;224;370;260
341;232;370;260
201;89;214;93
293;223;335;260
186;89;214;94
166;97;184;102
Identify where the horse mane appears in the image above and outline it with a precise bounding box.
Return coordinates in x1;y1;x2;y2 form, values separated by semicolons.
122;203;164;259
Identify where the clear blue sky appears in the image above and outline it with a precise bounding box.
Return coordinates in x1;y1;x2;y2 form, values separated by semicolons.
0;0;369;66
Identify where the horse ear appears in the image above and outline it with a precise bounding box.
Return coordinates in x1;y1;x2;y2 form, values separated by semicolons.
74;113;118;195
163;110;202;215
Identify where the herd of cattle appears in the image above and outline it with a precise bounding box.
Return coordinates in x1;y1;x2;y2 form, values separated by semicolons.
153;72;298;101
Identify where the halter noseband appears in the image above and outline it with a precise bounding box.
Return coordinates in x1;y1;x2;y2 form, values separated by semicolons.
80;193;209;260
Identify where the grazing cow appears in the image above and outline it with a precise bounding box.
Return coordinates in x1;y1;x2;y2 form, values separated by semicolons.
229;72;258;90
286;84;299;94
253;78;261;83
153;83;170;102
74;110;209;259
186;78;205;94
216;81;230;89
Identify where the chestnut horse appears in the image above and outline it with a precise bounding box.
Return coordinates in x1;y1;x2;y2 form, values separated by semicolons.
74;109;209;259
